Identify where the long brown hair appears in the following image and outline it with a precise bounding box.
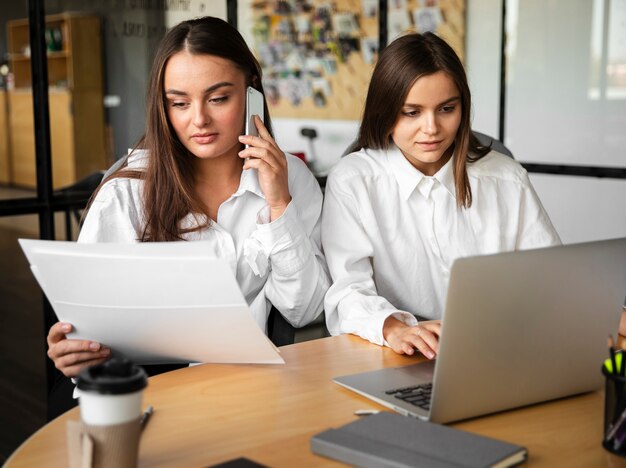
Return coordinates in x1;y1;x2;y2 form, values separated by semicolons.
353;32;489;208
95;17;272;241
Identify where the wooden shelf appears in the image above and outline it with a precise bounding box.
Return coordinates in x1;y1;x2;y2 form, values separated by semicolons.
7;13;98;91
6;13;106;188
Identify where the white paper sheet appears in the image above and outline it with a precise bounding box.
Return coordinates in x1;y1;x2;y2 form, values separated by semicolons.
19;239;284;365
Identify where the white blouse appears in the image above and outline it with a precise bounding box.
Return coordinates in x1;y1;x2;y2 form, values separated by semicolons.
78;150;330;333
322;146;561;346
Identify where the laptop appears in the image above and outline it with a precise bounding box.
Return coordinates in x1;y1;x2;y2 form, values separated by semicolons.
334;237;626;423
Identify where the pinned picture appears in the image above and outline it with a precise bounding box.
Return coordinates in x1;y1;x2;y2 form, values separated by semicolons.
361;0;378;18
327;41;342;63
257;43;277;68
332;12;359;37
278;77;311;106
311;78;332;107
321;56;338;75
338;38;360;62
269;15;294;41
311;9;332;43
294;13;312;42
361;37;378;64
251;16;270;44
412;7;443;34
388;9;411;39
305;57;324;78
285;48;306;72
389;0;408;10
263;79;280;105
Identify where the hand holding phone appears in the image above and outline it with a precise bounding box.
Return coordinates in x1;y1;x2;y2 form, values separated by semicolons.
245;86;264;148
239;86;291;221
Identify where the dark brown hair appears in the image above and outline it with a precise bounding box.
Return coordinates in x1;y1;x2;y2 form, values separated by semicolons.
353;32;489;208
96;17;272;241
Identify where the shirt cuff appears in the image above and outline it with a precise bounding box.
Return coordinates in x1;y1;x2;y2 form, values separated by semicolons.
249;201;312;277
381;311;419;347
71;378;79;399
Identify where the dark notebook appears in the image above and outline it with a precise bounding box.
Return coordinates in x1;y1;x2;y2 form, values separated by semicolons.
310;412;527;468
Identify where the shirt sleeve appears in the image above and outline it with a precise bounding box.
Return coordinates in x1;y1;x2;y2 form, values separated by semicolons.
322;173;417;346
248;157;330;328
77;180;142;243
515;172;562;250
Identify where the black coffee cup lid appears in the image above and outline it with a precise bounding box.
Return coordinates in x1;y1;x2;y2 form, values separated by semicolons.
77;358;147;395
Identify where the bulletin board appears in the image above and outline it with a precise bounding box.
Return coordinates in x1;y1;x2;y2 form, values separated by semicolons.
245;0;465;121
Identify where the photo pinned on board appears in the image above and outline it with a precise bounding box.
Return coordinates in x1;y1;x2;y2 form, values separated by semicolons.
361;0;379;18
321;56;337;75
311;78;332;107
263;79;280;105
278;77;311;107
412;7;443;33
388;9;411;39
332;12;359;37
361;37;378;64
295;13;312;41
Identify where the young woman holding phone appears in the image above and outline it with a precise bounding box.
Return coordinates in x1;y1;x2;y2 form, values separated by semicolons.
322;32;561;358
47;16;329;380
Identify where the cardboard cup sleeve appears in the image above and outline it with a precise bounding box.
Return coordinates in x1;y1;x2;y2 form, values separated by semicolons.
67;417;142;468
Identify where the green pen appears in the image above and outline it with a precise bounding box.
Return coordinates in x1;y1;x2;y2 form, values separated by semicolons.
604;352;623;374
607;335;620;375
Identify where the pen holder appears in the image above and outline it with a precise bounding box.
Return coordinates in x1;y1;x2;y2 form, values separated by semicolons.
602;364;626;457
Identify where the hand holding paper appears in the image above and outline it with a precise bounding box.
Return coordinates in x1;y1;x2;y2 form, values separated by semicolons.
47;322;111;378
21;239;284;366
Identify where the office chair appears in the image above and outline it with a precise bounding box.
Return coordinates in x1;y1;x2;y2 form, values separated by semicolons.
52;153;131;240
267;306;296;346
54;171;105;240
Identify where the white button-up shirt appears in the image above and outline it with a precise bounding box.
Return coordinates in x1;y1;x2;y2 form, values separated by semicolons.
78;150;330;332
322;146;561;345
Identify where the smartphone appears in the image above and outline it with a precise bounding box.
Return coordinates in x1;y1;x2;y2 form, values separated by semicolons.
245;86;265;147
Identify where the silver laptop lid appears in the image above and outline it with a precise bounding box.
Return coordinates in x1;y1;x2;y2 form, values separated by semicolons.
429;237;626;423
334;238;626;423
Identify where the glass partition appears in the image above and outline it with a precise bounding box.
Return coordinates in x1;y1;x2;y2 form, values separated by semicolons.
0;1;228;461
505;0;626;168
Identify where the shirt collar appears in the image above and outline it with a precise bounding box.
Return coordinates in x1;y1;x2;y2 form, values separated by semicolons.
387;145;457;201
387;145;425;201
433;156;457;199
234;168;265;199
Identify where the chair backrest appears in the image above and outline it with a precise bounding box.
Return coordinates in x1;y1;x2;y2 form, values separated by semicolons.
103;154;130;180
267;306;296;346
472;131;514;158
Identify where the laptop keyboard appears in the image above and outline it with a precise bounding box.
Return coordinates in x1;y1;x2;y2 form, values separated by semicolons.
385;383;432;410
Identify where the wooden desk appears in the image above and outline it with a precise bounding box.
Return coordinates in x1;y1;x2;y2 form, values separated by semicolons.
6;336;623;466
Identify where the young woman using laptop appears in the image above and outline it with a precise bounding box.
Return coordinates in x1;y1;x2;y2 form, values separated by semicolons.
47;17;330;379
322;32;561;359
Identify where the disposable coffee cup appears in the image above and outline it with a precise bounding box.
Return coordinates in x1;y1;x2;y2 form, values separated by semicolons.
78;358;147;425
69;358;148;468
